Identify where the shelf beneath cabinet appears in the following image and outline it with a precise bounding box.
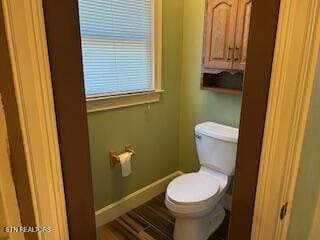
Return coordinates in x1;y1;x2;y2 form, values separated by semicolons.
201;71;244;94
201;86;242;95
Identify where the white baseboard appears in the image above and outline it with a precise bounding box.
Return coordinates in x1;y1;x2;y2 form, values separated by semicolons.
95;171;183;227
224;194;232;211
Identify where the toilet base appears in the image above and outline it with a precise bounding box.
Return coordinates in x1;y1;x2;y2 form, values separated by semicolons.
173;205;225;240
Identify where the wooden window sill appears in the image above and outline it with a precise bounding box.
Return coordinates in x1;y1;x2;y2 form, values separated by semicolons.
86;90;164;113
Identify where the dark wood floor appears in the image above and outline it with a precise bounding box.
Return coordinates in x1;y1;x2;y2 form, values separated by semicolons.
97;194;229;240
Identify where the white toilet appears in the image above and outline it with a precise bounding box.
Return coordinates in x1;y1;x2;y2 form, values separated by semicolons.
165;122;239;240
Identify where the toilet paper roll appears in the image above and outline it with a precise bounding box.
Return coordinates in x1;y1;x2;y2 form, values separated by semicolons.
119;152;132;177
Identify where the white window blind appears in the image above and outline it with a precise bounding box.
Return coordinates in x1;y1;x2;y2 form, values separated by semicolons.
78;0;154;97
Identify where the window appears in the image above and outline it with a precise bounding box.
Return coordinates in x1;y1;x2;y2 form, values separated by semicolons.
78;0;162;112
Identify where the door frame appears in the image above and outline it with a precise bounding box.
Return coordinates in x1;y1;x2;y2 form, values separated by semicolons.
1;0;320;240
1;0;69;239
0;96;24;240
251;0;320;239
228;0;280;238
41;0;97;239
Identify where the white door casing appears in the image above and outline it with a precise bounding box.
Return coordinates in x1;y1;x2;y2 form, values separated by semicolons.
252;0;320;239
0;95;25;240
1;0;69;239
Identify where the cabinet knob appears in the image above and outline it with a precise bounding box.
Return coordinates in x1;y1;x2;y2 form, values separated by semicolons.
227;47;233;61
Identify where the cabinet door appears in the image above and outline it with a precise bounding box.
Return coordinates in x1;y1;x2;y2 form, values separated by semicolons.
203;0;238;69
233;0;252;70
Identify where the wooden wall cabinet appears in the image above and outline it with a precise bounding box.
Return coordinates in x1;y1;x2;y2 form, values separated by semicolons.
203;0;238;70
233;0;252;70
203;0;252;71
201;0;252;93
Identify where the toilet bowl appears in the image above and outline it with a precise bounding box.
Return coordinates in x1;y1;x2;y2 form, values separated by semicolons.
165;122;238;240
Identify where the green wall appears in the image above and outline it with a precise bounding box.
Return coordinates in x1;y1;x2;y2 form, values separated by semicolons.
178;0;242;172
88;0;184;210
288;54;320;239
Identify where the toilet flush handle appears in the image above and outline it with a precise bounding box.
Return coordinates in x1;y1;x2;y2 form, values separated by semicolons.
195;134;202;140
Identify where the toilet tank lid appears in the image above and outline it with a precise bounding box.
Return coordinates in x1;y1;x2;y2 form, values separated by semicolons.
195;122;239;143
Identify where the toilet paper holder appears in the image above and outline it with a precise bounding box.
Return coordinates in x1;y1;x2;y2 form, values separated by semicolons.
110;145;135;166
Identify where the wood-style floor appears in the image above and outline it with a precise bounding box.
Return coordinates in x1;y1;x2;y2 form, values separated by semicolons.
97;194;229;240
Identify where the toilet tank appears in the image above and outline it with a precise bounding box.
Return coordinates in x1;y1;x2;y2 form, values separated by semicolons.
195;122;239;176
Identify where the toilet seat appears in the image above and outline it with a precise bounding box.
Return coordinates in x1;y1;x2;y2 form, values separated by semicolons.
166;173;220;206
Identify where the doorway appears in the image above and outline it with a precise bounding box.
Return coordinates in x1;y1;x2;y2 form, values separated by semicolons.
41;0;280;239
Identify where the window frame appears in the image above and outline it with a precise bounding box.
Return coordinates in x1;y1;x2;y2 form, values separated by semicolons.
85;0;163;113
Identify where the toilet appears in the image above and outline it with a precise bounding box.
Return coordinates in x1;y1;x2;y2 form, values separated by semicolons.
165;122;239;240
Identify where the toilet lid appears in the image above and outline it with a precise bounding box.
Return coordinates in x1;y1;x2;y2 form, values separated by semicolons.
167;173;220;205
